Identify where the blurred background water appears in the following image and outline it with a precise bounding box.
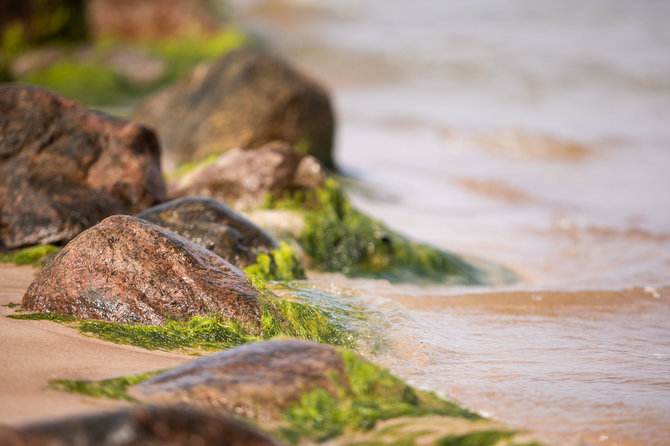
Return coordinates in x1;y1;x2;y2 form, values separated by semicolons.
228;1;670;444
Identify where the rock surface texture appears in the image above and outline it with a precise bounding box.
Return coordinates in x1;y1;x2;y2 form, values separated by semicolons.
0;406;281;446
130;340;347;419
0;85;165;250
21;215;261;326
133;49;335;168
137;197;278;268
169;141;327;210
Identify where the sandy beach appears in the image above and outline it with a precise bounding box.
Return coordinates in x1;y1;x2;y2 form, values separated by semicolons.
0;263;192;427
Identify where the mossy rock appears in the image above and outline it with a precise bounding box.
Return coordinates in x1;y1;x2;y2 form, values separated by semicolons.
0;244;60;266
261;179;515;285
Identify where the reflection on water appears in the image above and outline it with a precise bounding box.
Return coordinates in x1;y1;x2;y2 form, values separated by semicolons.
230;0;670;444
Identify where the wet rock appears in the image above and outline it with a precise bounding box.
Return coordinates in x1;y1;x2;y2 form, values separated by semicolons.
136;197;278;268
86;0;221;40
133;49;335;168
130;340;347;419
21;215;261;326
0;85;165;250
0;406;281;446
169;141;327;210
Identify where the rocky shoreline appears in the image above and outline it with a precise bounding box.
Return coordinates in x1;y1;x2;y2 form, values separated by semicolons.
0;6;534;445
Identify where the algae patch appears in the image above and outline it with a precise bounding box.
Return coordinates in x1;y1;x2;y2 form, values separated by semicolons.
245;242;306;281
0;244;60;266
50;370;162;402
279;349;480;443
264;179;502;285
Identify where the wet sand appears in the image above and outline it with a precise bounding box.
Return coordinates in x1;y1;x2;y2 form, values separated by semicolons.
0;264;192;427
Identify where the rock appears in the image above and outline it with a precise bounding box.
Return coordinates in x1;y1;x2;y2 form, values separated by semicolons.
0;406;281;446
129;340;347;419
104;48;166;88
169;141;327;210
21;215;261;326
0;85;165;250
136;197;278;268
86;0;222;40
133;49;335;168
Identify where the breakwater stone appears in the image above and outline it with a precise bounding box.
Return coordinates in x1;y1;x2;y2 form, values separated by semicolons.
21;215;261;326
0;84;165;250
0;406;281;446
133;49;335;168
137;197;279;268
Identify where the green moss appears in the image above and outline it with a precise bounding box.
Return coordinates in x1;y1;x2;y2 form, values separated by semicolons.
79;315;255;351
1;303;19;308
279;349;479;443
49;370;162;401
0;244;60;266
16;28;249;106
8;312;77;323
265;179;499;285
244;242;306;281
249;275;356;349
436;430;516;446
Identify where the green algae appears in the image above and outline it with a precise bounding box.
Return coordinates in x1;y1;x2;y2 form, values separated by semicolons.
18;28;249;106
244;242;306;281
49;370;162;402
8;312;77;323
0;244;60;266
79;316;254;351
436;430;516;446
279;349;479;443
264;178;498;285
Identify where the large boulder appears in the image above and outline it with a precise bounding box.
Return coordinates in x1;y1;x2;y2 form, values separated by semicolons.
133;49;335;168
0;406;281;446
136;197;278;268
130;340;348;419
169;141;327;210
21;215;261;326
0;84;165;250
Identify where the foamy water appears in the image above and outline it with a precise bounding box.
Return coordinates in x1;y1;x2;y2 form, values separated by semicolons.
230;1;670;444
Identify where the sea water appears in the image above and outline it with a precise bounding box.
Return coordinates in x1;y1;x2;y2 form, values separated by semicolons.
229;1;670;444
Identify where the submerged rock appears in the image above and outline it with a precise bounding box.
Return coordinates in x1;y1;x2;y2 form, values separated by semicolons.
0;406;281;446
136;197;278;268
0;84;165;250
129;340;349;419
133;49;335;168
21;215;261;326
169;141;327;210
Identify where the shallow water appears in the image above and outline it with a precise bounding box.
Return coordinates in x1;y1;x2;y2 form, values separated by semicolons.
230;1;670;444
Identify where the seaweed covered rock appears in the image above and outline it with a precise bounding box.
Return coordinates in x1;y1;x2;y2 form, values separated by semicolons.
21;215;261;326
0;85;165;250
0;406;281;446
133;49;335;168
130;340;347;419
169;141;327;211
130;340;479;442
136;197;279;268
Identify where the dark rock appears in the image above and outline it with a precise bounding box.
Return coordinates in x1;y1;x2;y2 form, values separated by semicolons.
136;197;278;268
169;141;327;210
0;406;282;446
133;49;335;168
130;340;347;419
0;84;165;250
21;215;261;326
86;0;222;40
